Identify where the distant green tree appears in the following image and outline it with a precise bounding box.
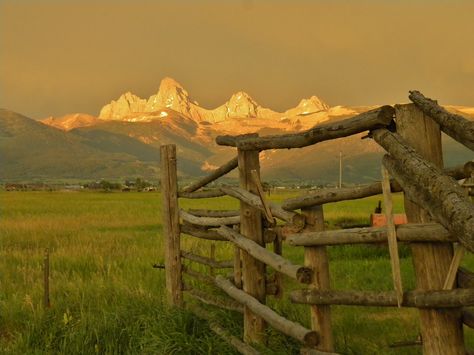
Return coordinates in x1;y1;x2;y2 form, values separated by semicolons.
135;178;151;191
99;180;121;191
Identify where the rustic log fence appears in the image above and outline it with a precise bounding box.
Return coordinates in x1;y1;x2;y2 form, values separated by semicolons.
161;91;474;354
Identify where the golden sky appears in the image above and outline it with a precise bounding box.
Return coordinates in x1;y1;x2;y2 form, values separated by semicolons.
1;0;474;118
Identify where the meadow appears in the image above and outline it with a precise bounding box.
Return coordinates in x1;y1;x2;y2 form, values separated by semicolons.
1;190;473;354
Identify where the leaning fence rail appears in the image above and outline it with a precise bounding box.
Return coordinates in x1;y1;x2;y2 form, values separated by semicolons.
181;156;238;193
216;105;394;150
409;90;474;151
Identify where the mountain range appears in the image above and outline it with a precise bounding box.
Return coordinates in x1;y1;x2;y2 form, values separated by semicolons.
1;77;473;183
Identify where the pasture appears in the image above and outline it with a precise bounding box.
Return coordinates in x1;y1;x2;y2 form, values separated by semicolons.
1;190;473;354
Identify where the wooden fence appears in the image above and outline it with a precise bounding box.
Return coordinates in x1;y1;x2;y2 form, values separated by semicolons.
161;91;474;354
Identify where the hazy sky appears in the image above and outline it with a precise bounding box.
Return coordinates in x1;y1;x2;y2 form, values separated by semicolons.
1;0;474;119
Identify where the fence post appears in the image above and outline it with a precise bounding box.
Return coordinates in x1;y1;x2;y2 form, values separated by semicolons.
238;148;266;344
43;248;50;309
161;144;183;307
395;104;464;353
234;245;242;289
302;206;333;352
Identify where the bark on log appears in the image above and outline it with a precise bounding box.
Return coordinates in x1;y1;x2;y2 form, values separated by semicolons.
187;288;244;313
290;289;474;308
215;275;319;346
383;153;474;251
282;164;467;211
287;223;456;246
181;156;239;193
221;186;305;227
181;251;233;269
216;132;259;147
409;90;474;151
180;209;240;227
216;105;395;150
178;189;227;199
370;129;474;253
180;224;226;241
218;226;313;284
187;209;240;217
282;183;391;211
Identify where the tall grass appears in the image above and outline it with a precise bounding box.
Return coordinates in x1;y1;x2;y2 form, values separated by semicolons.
1;191;472;354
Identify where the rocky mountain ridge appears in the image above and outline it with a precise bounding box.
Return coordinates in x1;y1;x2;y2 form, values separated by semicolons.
96;77;332;125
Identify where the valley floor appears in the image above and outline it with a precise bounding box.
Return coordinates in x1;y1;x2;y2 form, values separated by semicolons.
1;191;473;354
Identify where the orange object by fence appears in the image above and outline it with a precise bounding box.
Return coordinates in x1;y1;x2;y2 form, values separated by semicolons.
370;213;407;227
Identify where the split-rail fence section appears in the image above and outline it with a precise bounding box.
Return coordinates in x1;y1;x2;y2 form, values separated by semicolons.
161;91;474;354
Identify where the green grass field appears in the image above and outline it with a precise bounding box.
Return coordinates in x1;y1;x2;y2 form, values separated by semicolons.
1;191;473;354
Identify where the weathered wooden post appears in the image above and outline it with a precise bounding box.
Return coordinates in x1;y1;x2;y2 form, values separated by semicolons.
238;147;266;344
234;245;242;289
161;144;183;307
395;104;464;354
302;206;333;352
43;248;50;309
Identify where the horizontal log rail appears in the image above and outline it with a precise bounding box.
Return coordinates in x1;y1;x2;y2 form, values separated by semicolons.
188;209;240;217
215;275;319;346
371;128;474;252
287;223;456;246
181;251;233;269
180;223;277;244
216;105;395;151
220;186;305;227
458;267;474;289
218;226;312;284
181;156;239;193
180;224;226;241
180;209;240;227
189;305;259;355
178;189;227;199
409;90;474;151
282;163;468;211
290;289;474;308
187;288;244;313
181;224;277;243
179;162;467;203
282;182;400;211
